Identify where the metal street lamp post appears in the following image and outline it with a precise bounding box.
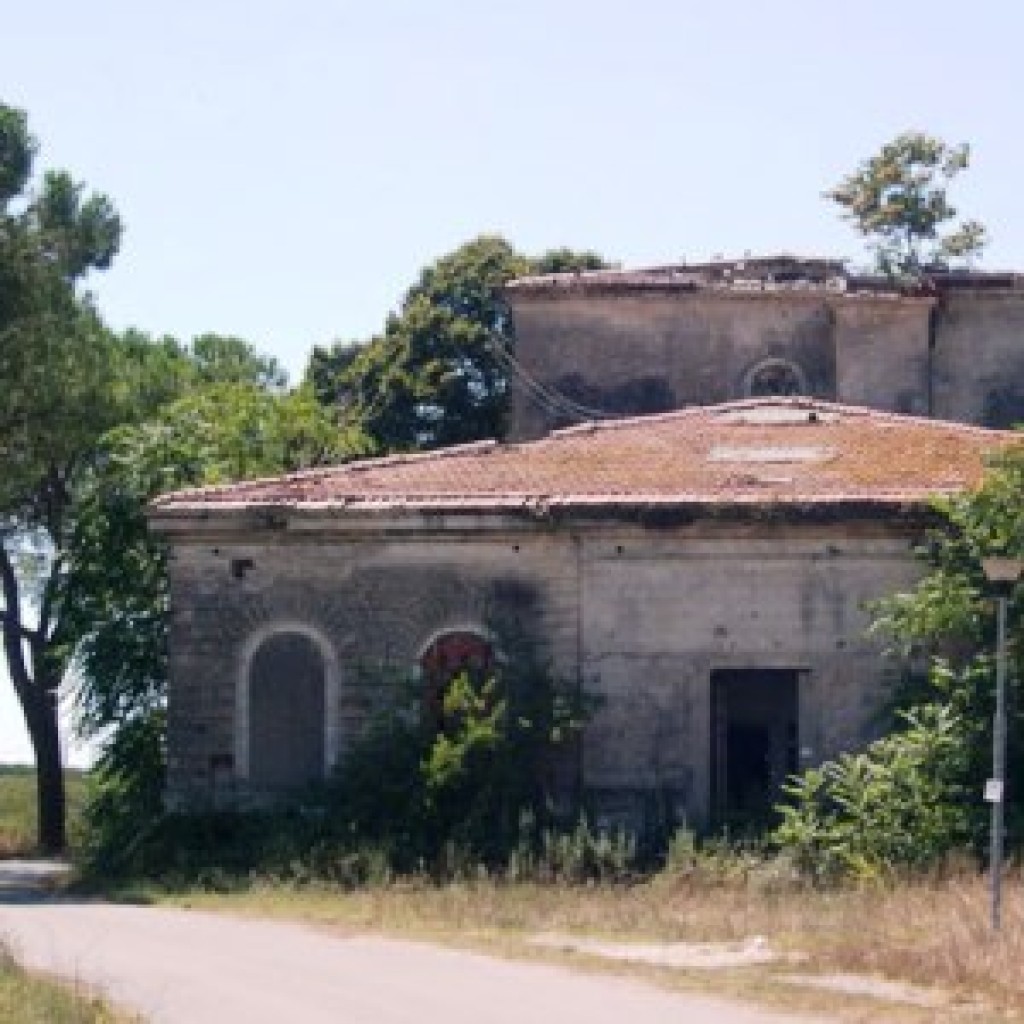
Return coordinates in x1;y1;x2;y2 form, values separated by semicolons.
980;556;1023;932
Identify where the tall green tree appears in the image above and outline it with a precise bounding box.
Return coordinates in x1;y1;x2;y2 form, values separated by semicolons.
0;102;124;851
826;131;987;278
531;247;605;275
0;102;299;852
306;339;363;409
307;236;609;452
115;328;291;408
115;329;198;415
187;333;287;391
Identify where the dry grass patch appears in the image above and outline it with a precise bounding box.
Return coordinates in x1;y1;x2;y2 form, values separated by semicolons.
0;944;138;1023
167;871;1024;1019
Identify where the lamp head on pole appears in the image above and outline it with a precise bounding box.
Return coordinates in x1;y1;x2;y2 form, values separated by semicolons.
981;556;1024;597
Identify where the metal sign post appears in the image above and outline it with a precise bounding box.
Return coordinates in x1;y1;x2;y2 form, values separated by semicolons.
981;556;1022;934
991;592;1008;932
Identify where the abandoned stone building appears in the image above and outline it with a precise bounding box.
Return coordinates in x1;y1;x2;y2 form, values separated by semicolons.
149;288;1015;823
150;257;1024;827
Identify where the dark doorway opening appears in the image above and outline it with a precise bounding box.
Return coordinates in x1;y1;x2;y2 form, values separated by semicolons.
711;669;799;827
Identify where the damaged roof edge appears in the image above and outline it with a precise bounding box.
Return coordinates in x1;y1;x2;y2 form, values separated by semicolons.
146;494;946;537
504;258;1024;298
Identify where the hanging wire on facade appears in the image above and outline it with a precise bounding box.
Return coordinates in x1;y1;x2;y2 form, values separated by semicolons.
485;334;617;424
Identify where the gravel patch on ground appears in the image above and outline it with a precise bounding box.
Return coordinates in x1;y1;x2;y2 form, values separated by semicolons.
531;933;958;1012
779;973;951;1009
530;932;791;969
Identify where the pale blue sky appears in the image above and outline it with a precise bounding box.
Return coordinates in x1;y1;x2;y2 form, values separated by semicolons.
3;0;1023;763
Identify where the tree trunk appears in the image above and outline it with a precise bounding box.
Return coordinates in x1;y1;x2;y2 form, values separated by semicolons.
26;687;66;855
1;545;68;854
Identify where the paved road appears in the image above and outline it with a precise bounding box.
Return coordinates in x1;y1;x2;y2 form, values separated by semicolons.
0;866;829;1024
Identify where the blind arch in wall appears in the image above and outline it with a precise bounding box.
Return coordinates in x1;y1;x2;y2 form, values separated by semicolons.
248;630;326;790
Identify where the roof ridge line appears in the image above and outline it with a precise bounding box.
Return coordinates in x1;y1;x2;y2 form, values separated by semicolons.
548;397;843;439
547;398;1017;439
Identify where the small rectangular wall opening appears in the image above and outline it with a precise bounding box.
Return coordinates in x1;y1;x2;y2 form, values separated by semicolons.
710;668;799;828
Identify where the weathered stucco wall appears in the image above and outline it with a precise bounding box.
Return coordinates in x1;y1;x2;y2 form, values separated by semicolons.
165;517;920;828
165;531;580;808
507;286;1023;437
576;528;918;826
508;293;838;440
832;299;932;416
933;291;1024;427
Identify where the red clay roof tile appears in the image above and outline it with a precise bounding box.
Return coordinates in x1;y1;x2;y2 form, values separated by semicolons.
150;399;1019;518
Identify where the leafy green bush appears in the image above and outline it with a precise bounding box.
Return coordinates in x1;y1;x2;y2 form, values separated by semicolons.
868;452;1024;852
772;704;972;882
325;641;587;873
773;449;1024;883
77;710;166;876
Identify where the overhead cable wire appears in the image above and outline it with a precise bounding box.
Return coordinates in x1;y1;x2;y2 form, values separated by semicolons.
487;343;580;421
485;336;617;423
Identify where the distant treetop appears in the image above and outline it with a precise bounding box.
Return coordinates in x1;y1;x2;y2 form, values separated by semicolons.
826;131;987;279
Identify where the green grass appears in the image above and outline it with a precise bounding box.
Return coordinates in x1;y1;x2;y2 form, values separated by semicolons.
0;945;136;1023
0;765;86;856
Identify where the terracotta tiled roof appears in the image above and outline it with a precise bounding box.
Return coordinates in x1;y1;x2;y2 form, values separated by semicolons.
150;399;1018;518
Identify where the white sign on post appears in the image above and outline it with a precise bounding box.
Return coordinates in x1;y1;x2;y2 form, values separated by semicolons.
984;779;1004;803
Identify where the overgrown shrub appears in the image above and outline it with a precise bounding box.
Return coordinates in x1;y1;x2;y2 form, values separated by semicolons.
772;451;1024;884
77;633;596;884
77;710;166;876
867;453;1024;858
324;640;588;873
772;704;972;882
